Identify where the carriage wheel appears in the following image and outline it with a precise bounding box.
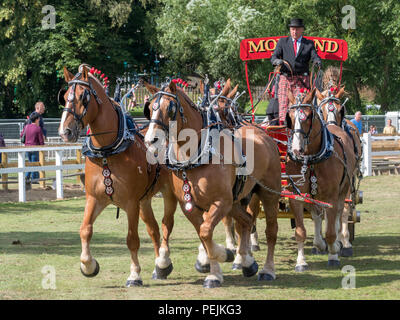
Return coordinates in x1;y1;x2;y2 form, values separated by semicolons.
348;222;355;243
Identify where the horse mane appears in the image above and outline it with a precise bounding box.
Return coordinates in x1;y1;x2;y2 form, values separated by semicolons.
176;87;199;111
322;66;340;91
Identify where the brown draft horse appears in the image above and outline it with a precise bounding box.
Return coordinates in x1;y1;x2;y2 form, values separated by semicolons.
285;88;356;270
205;80;262;255
316;85;362;256
143;80;281;287
58;65;177;287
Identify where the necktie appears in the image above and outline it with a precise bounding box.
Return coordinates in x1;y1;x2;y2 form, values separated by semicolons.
293;39;297;56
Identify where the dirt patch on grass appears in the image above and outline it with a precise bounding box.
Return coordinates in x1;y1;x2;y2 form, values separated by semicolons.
0;183;85;202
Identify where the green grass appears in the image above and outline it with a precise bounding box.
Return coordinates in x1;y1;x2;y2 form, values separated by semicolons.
0;175;399;300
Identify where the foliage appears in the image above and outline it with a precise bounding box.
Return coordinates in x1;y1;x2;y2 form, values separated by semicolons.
0;0;156;118
1;0;400;119
154;0;400;114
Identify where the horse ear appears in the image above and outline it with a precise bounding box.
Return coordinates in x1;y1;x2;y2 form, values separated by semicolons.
144;81;159;95
287;88;295;105
199;81;204;95
315;88;325;101
221;79;231;96
169;80;177;94
63;67;74;82
336;86;346;99
304;88;316;103
81;65;88;81
227;84;239;99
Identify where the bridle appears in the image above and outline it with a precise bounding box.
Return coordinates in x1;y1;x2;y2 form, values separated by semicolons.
318;94;342;125
287;95;316;146
147;85;187;136
60;72;102;129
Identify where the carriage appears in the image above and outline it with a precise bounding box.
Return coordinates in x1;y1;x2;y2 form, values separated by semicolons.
239;36;361;242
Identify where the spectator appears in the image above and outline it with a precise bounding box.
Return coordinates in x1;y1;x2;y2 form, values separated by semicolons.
351;111;363;135
28;101;47;138
21;112;44;184
0;132;5;169
383;119;397;135
369;125;377;135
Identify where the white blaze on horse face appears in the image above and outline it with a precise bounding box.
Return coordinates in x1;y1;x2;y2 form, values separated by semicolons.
326;105;337;124
145;97;164;147
58;110;69;136
292;110;304;155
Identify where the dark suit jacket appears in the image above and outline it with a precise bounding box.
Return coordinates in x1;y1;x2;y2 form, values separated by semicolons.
271;36;321;75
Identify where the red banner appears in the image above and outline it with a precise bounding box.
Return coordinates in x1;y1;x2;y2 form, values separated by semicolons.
240;36;348;62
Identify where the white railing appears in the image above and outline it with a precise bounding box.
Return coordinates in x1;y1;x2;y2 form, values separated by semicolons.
0;145;84;202
362;133;400;176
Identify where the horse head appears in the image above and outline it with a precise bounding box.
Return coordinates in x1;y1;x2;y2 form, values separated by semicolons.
143;80;200;154
316;86;346;126
58;65;103;142
286;87;317;156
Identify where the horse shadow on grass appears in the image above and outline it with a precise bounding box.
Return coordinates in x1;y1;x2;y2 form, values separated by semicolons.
0;231;155;257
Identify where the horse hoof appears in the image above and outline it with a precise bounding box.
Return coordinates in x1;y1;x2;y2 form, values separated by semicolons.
242;261;258;277
251;245;260;252
340;247;353;257
225;249;235;262
258;272;275;281
126;279;143;287
195;260;210;274
327;259;340;267
232;263;242;270
295;265;308;272
203;279;221;289
80;260;100;278
152;263;173;280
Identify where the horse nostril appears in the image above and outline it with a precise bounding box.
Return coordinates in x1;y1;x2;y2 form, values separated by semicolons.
151;137;159;144
64;128;72;137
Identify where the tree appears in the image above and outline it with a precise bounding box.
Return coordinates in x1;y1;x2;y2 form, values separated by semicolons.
0;0;156;118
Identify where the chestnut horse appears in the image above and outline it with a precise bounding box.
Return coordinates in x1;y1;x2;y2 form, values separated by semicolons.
205;80;262;255
285;88;356;270
143;80;281;287
316;85;363;256
58;65;177;287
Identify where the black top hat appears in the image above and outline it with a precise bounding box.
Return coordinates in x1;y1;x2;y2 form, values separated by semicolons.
288;18;305;29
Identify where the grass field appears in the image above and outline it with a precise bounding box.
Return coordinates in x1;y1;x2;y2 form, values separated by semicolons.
0;175;399;300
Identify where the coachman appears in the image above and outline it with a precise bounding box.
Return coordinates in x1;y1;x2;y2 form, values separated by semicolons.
271;18;322;124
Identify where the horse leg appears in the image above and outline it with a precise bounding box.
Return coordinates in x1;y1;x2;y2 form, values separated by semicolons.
311;207;328;254
326;204;343;268
257;191;279;281
248;195;261;252
339;201;353;257
125;202;143;287
80;195;106;277
200;202;236;288
155;190;177;279
230;203;258;278
290;200;309;272
222;215;237;253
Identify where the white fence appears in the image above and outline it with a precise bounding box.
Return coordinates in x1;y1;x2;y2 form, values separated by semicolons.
362;133;400;176
0;145;84;202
